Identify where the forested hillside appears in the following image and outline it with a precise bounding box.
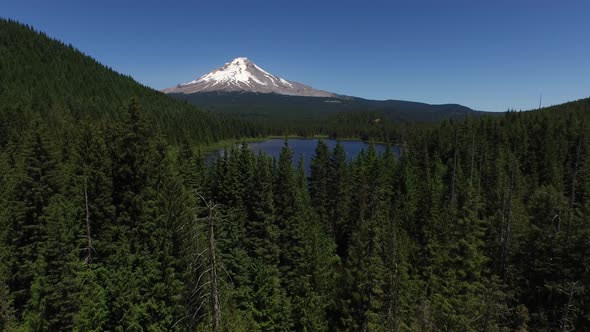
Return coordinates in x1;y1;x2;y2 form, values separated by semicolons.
0;19;260;144
167;90;479;123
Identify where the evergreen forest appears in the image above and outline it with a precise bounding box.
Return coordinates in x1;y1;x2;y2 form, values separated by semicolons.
1;19;589;331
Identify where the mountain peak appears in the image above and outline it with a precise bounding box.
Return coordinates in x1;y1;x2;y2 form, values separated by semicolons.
162;57;336;98
224;57;253;69
230;57;251;63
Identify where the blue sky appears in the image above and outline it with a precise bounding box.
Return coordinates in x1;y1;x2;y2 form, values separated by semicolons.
2;0;589;111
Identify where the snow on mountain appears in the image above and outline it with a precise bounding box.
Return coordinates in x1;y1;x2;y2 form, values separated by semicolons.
162;57;337;98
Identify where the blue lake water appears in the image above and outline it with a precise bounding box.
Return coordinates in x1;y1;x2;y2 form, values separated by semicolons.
208;138;398;174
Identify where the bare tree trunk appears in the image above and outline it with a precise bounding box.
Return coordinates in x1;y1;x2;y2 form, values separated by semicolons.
387;216;400;332
470;132;475;188
451;133;458;206
497;184;507;276
207;201;220;332
560;281;580;332
566;136;582;240
196;192;221;332
500;166;514;279
84;178;94;266
476;147;484;209
174;194;224;330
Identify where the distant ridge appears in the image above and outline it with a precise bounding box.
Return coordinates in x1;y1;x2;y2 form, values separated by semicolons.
168;91;482;123
164;57;483;121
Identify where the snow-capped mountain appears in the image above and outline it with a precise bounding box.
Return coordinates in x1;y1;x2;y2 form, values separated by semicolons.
162;57;337;98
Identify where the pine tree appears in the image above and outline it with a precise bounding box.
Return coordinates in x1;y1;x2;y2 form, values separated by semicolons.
6;122;57;321
104;98;185;330
310;140;331;227
177;138;205;192
31;195;81;330
295;157;338;331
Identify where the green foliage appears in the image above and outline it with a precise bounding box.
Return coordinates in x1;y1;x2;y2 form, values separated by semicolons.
1;17;589;331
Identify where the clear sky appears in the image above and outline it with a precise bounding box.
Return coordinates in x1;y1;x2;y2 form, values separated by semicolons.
2;0;589;111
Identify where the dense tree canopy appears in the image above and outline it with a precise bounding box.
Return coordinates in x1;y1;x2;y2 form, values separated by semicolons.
0;95;588;330
1;17;589;332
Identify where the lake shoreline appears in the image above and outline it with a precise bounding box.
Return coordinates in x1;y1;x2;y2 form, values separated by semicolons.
204;138;398;175
199;135;396;156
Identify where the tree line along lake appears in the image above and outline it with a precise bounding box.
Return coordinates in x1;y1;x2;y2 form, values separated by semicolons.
207;138;399;174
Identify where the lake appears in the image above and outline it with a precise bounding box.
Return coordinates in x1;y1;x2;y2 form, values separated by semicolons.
208;138;398;174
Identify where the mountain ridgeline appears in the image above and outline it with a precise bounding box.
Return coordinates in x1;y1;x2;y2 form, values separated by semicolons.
169;90;478;123
164;57;482;123
1;18;590;331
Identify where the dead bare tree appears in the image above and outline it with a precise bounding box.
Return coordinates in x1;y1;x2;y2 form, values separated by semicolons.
175;192;222;332
566;136;582;240
476;147;484;209
500;164;515;279
82;178;95;266
498;186;506;271
200;192;221;332
559;281;582;332
470;131;476;188
450;132;459;206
